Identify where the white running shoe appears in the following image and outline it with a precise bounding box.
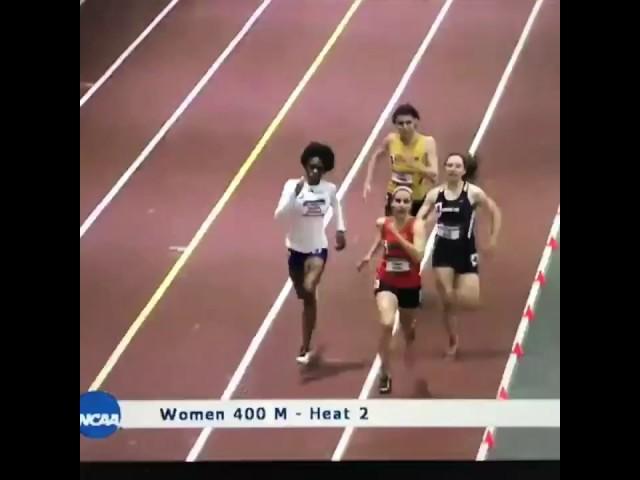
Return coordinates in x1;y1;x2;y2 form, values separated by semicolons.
296;349;314;365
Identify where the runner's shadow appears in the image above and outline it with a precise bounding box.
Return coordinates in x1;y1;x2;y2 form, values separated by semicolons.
454;348;512;361
412;378;435;398
421;347;511;361
389;379;436;398
299;348;368;384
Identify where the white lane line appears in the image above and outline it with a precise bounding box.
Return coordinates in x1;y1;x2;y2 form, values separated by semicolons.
80;0;182;108
79;0;272;238
184;0;456;462
331;0;547;462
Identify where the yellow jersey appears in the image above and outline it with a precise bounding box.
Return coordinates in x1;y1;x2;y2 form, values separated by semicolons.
386;132;435;200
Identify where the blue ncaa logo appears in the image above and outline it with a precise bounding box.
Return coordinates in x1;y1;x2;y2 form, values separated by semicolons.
80;391;121;439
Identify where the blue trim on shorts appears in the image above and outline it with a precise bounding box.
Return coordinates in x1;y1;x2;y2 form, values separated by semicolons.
288;248;328;273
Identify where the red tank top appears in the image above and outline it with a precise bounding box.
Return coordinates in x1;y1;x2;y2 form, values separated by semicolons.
376;217;421;288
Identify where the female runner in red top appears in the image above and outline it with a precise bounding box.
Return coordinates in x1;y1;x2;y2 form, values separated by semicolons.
357;186;428;394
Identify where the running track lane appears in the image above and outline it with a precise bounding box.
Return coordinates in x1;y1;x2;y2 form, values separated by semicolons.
80;0;173;98
80;0;446;461
201;0;539;461
80;0;357;460
80;0;264;223
80;0;351;394
343;0;559;460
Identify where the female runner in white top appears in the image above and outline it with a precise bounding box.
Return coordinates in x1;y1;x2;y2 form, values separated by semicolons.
274;142;346;364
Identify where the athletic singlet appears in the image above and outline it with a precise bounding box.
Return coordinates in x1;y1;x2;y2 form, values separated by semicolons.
274;178;346;253
376;217;421;288
386;133;435;201
434;182;477;245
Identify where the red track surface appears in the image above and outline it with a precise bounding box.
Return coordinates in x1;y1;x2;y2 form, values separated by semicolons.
80;0;172;98
80;0;559;461
80;0;263;222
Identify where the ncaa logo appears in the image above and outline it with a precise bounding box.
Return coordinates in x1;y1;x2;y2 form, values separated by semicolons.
80;391;121;439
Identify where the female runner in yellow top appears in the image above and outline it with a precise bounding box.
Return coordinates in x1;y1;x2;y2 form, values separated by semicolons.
363;103;438;216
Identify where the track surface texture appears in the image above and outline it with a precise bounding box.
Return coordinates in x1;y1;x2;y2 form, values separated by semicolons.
80;0;560;461
80;0;173;98
80;0;263;223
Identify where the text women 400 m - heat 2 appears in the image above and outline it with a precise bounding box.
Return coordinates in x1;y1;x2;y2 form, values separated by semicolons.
156;403;369;427
80;392;373;437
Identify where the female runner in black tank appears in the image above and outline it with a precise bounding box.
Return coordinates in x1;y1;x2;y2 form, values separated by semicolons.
417;153;502;358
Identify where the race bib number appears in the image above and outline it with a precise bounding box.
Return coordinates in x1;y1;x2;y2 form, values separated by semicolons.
436;224;460;240
391;171;413;185
386;258;410;273
302;199;326;217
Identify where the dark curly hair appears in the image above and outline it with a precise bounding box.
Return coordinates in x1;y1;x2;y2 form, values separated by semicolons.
392;103;420;124
300;141;335;172
447;152;478;182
